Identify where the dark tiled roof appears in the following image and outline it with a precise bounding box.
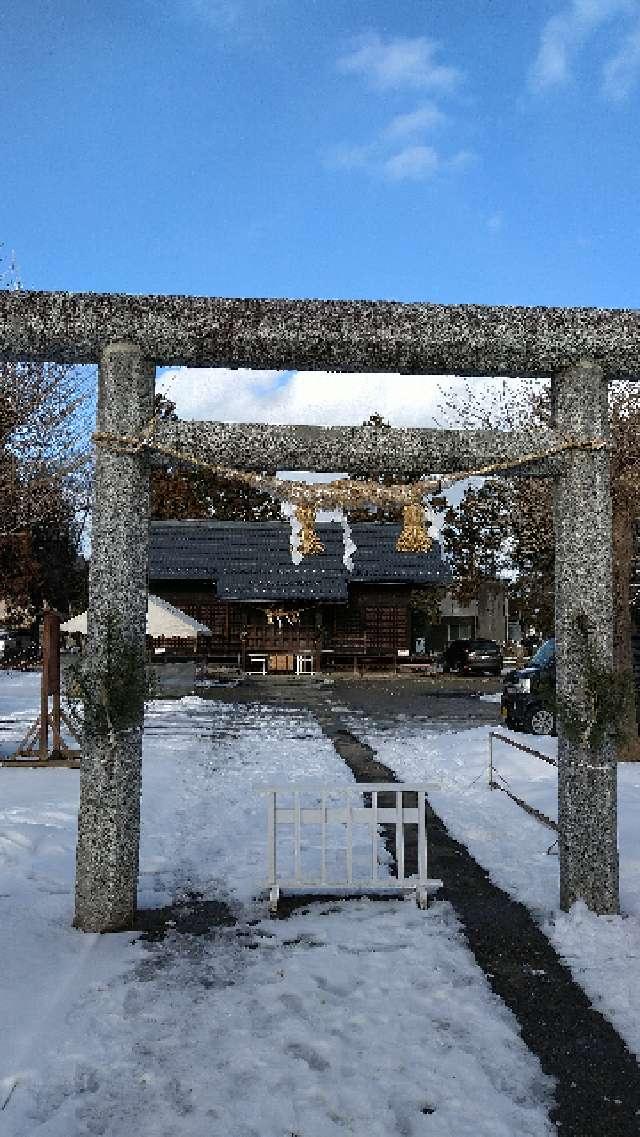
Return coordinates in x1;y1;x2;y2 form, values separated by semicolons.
349;522;451;585
149;520;451;602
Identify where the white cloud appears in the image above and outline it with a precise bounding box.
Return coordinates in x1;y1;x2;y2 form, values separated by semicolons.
530;1;623;90
331;32;469;182
383;144;440;181
158;368;284;422
156;367;497;428
487;211;504;233
383;145;474;181
529;0;640;97
338;32;460;92
602;15;640;95
382;103;446;139
326;128;469;183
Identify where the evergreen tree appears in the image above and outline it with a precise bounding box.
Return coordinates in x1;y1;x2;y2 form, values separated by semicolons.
440;479;513;603
507;477;555;637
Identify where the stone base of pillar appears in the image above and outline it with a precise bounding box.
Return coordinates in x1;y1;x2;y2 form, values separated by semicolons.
558;751;619;915
74;732;143;931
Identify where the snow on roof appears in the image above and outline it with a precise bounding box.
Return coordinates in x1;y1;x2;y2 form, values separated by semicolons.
61;594;211;638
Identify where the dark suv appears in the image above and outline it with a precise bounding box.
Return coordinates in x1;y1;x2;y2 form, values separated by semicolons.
442;638;503;676
501;638;556;735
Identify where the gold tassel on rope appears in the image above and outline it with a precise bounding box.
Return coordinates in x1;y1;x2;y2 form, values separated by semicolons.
396;503;433;553
295;505;325;556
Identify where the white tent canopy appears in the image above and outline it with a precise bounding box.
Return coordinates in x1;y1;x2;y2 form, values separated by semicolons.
61;594;211;639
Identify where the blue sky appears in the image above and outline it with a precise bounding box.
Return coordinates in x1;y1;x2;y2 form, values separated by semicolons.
4;0;640;310
4;0;640;439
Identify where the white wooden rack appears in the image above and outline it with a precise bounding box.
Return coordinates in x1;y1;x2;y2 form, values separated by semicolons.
263;783;443;912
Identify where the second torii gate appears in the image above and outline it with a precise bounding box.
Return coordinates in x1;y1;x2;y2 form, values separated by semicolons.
0;290;633;931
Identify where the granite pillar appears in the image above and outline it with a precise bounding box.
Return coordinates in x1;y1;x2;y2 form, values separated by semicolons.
553;359;619;915
74;342;154;932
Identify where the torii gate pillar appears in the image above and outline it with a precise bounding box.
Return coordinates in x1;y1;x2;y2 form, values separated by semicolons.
553;359;619;914
74;342;155;931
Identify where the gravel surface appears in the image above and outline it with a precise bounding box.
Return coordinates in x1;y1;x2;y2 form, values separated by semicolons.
197;674;503;730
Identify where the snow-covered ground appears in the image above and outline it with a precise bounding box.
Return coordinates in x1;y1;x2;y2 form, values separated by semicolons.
337;708;640;1063
4;668;635;1136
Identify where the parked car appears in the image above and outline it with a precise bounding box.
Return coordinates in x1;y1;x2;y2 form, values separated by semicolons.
501;637;556;735
442;638;503;676
0;628;18;662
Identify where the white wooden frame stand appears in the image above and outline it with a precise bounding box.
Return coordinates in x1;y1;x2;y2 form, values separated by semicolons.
264;783;442;912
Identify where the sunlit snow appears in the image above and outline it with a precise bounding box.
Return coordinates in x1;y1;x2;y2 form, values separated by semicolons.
7;669;639;1135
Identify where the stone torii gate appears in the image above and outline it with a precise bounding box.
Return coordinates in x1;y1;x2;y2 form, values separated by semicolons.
2;290;637;932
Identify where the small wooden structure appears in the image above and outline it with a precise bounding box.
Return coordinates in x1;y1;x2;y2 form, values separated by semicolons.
3;610;82;768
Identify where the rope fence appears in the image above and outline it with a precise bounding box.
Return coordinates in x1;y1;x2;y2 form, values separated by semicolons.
488;730;558;833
